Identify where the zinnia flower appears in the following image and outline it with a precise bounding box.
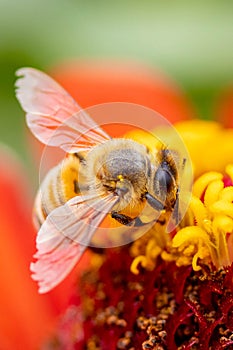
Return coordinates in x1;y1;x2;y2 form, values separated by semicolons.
42;120;233;349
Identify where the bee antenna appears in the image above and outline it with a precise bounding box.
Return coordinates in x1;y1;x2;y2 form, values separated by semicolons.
181;157;186;170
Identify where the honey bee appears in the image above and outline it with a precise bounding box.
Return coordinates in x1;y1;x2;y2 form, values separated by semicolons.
15;68;180;293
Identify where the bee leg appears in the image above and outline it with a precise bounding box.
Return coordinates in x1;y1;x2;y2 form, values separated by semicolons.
172;188;180;225
111;211;146;227
145;193;164;211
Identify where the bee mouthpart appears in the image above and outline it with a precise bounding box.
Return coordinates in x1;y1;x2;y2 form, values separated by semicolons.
115;179;131;197
115;186;129;197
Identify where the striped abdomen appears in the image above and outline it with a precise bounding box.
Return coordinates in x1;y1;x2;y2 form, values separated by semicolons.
33;155;81;228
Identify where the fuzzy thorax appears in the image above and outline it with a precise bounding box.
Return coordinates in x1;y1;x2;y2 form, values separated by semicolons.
80;138;150;212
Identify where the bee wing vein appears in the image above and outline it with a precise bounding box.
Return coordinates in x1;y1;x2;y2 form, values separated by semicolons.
30;193;117;293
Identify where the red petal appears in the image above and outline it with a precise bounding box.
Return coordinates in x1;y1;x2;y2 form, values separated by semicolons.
215;84;233;128
0;148;58;348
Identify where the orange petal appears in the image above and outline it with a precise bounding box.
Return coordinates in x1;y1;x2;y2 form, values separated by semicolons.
215;84;233;128
27;60;194;161
0;148;59;348
52;60;194;123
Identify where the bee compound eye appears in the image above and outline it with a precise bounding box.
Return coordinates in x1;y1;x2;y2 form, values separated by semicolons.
154;168;174;195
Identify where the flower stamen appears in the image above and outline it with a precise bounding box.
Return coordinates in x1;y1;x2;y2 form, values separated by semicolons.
131;165;233;274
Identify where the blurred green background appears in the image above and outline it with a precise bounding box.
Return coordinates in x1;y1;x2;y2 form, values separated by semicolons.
0;0;232;165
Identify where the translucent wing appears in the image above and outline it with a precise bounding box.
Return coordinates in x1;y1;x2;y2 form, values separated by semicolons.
15;67;110;152
30;193;118;293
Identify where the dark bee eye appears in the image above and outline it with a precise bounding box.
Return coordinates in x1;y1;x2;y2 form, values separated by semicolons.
153;167;174;195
